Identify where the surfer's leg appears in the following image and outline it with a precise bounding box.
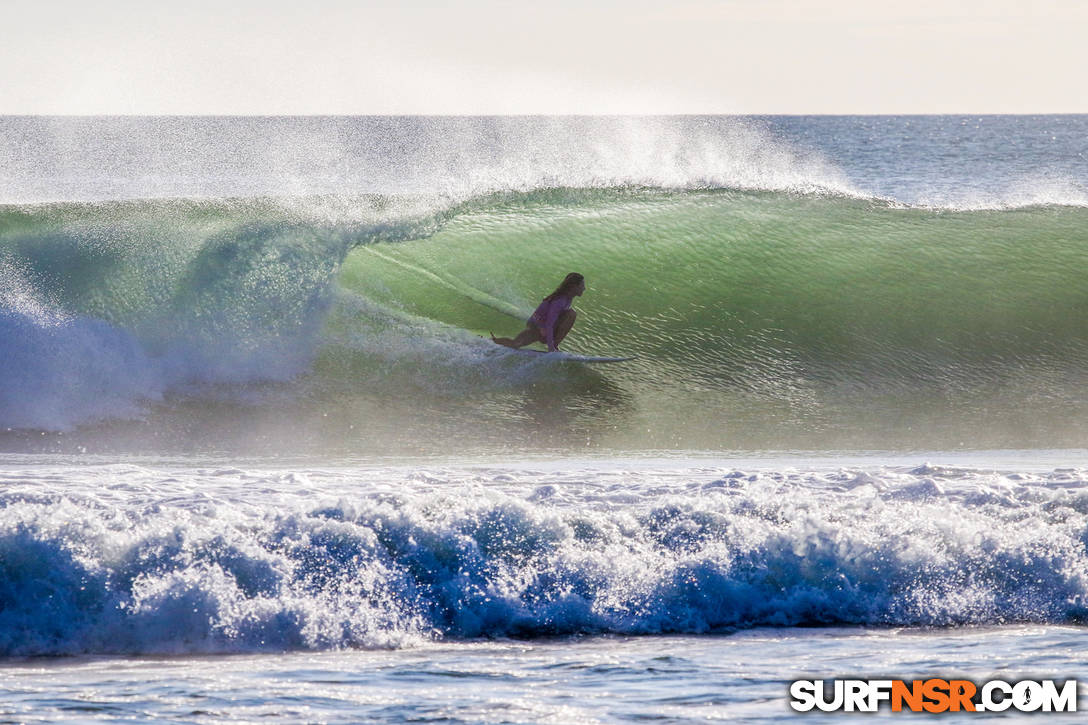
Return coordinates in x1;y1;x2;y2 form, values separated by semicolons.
492;324;543;348
553;309;577;347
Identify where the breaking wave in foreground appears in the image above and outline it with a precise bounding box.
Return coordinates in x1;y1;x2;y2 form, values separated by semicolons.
0;463;1086;655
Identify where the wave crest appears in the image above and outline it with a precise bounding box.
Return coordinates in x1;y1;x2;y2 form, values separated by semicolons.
1;466;1085;655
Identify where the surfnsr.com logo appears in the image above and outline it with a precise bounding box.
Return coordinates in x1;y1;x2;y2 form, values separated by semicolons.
789;679;1078;713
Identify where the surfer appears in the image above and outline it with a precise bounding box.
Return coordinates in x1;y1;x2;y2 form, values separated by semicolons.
491;272;585;352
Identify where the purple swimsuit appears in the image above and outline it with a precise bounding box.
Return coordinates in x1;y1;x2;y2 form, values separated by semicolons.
529;296;572;351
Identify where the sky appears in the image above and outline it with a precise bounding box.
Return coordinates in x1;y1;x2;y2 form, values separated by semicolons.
2;0;1086;114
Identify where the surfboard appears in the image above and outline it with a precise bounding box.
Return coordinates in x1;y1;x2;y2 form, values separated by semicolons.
509;349;636;363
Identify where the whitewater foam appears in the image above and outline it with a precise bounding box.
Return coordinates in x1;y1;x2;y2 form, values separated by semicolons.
914;174;1088;211
0;462;1085;655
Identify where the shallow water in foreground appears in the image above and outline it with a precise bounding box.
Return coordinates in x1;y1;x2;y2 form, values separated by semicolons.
2;627;1085;723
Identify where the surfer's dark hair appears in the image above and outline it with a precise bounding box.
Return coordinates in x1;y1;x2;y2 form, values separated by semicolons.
544;273;585;301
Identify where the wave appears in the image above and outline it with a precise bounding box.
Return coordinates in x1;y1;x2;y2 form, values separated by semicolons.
340;187;1088;375
0;465;1085;655
0;197;398;429
3;188;1088;449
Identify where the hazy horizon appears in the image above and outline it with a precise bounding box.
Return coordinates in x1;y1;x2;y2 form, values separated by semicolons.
3;0;1086;115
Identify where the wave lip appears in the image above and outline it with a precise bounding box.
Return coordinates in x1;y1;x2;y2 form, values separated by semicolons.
1;466;1085;655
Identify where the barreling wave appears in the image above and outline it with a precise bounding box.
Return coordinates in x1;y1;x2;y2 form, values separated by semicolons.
339;186;1088;380
0;464;1085;655
3;187;1088;449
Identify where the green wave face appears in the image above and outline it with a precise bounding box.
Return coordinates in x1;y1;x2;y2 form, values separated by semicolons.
330;189;1088;451
5;189;1088;453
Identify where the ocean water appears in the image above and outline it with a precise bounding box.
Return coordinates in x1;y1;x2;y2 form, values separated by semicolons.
1;116;1087;721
